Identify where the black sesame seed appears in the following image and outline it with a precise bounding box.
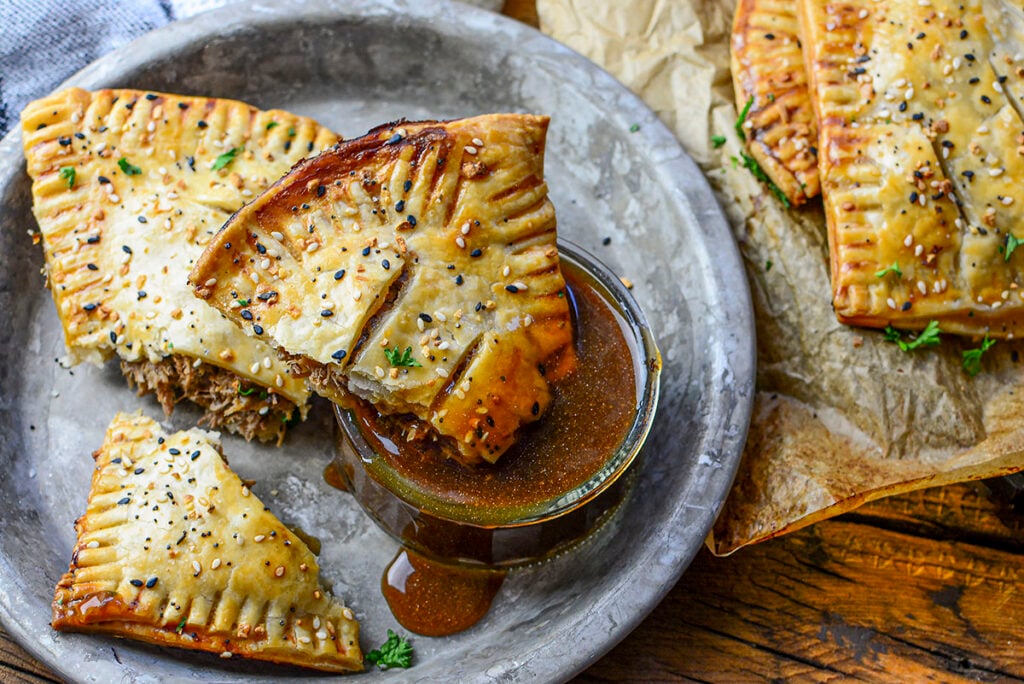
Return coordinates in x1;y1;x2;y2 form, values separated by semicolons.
901;301;912;311
87;235;100;244
941;140;953;148
109;331;117;344
916;32;925;39
765;33;775;40
58;136;71;146
395;200;405;212
334;269;346;280
470;248;482;257
506;285;519;293
74;132;86;140
321;309;333;317
169;448;180;455
134;468;145;475
253;324;264;335
407;215;417;226
602;237;612;246
87;263;99;270
241;310;253;321
190;450;201;461
122;245;132;254
331;349;347;360
960;29;968;39
531;401;540;416
146;577;158;588
963;170;975;179
84;303;97;311
257;291;276;301
137;290;147;300
382;259;390;270
197;120;208;128
403;180;412;192
981;95;991;104
419;313;433;322
475;302;483;312
361;246;371;256
117;497;131;505
317;185;326;197
909;191;919;203
178;102;189;109
965;53;975;61
386;133;402;145
130;579;144;587
145;93;158;100
256;243;266;254
899;102;907;112
912;113;924;121
137;216;148;223
455;274;464;285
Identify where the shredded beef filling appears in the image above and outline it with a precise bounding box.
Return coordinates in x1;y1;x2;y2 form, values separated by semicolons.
120;356;296;444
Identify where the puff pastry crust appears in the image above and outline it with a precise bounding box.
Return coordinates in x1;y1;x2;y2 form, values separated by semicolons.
800;0;1024;336
21;88;340;440
190;115;576;465
731;0;820;205
52;412;362;672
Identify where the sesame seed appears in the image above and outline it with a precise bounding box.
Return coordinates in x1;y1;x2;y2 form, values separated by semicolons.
343;608;354;620
275;566;286;577
86;540;100;549
254;535;266;542
316;630;329;640
212;558;222;570
146;577;158;588
472;137;484;146
298;635;311;644
436;367;449;378
271;231;285;241
915;244;924;257
455;236;466;248
306;242;319;253
192;561;201;575
204;278;217;287
465;145;478;155
917;281;927;295
887;298;897;310
375;366;385;378
461;222;471;235
130;579;143;587
220;652;233;659
990;168;1005;177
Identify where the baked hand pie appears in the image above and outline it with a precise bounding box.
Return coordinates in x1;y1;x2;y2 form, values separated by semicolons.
21;88;340;442
799;0;1024;336
52;412;362;672
731;0;819;205
190;115;576;465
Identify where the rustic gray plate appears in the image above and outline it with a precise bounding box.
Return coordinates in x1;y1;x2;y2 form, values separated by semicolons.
0;1;755;682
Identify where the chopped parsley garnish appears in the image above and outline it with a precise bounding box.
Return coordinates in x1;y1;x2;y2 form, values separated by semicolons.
176;618;187;634
384;346;421;368
740;152;791;208
735;96;754;142
117;157;142;175
874;262;902;278
236;298;250;306
287;126;296;137
265;121;280;130
212;147;242;171
629;123;640;133
1005;233;1022;262
884;320;941;352
765;259;773;271
711;135;727;149
962;335;995;377
366;630;413;670
238;386;256;396
59;166;76;188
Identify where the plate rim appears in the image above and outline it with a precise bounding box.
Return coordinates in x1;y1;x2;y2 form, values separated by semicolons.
0;0;756;681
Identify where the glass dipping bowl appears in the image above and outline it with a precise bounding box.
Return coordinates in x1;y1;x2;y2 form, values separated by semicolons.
332;240;661;568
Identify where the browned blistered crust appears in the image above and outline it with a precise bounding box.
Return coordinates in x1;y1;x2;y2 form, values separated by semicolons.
190;115;575;465
731;0;820;205
52;412;362;672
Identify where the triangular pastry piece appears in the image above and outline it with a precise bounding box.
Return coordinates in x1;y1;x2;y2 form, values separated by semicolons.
52;412;362;672
731;0;819;205
21;88;340;441
190;115;576;465
800;0;1024;336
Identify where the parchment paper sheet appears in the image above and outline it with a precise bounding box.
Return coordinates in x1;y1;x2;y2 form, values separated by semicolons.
538;0;1024;554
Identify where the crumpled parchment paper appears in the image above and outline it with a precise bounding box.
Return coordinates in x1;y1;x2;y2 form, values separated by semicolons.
538;0;1024;554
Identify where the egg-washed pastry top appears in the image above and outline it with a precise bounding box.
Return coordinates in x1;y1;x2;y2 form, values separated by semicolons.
21;88;339;441
190;114;576;466
799;0;1024;336
731;0;820;205
52;412;362;672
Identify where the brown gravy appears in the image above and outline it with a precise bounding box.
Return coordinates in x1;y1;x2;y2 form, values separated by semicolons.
381;548;505;637
353;262;639;512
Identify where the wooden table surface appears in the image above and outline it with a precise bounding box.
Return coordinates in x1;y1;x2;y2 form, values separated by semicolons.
5;2;1023;682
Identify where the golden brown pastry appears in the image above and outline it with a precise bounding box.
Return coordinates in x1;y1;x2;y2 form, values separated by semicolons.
731;0;819;205
52;412;362;672
799;0;1024;336
189;115;576;465
21;88;340;441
